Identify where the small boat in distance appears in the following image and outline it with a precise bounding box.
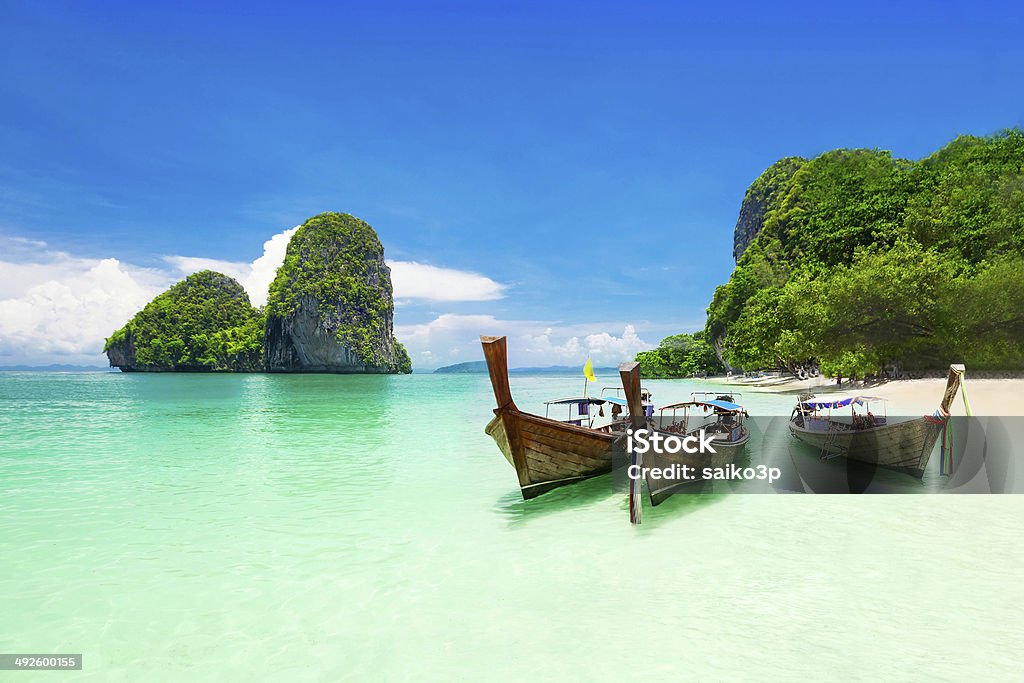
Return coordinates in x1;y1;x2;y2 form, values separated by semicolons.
788;364;965;477
623;382;751;505
480;335;642;499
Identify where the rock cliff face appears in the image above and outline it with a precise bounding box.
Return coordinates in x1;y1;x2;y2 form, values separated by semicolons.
732;192;767;262
105;271;263;372
105;334;136;369
732;156;805;262
263;212;412;374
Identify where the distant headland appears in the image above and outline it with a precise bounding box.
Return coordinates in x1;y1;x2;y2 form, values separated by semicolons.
434;360;617;375
0;364;114;373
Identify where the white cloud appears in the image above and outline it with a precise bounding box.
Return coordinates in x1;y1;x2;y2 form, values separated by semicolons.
395;314;653;369
519;324;651;365
245;227;299;307
0;240;171;365
584;325;649;358
388;261;505;302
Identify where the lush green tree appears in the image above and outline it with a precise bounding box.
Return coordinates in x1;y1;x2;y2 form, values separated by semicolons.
721;287;782;370
706;240;790;341
104;271;263;371
763;148;914;268
198;313;266;370
635;332;725;378
945;254;1024;369
906;130;1024;260
795;241;955;371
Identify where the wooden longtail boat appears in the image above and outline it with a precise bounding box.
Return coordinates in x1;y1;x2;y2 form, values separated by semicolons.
788;364;965;477
481;335;638;499
620;370;750;505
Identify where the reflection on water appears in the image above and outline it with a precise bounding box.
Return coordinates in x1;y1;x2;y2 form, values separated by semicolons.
637;491;729;531
493;473;617;526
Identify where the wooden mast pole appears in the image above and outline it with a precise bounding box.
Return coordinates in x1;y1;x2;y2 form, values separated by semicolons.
481;335;531;490
619;362;645;428
480;335;516;412
939;364;966;415
620;361;645;525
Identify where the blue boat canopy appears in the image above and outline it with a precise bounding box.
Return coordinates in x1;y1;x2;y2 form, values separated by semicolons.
700;399;743;411
800;396;886;410
660;399;744;412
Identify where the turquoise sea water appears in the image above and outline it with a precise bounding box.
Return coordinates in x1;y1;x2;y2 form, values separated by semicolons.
1;372;1022;681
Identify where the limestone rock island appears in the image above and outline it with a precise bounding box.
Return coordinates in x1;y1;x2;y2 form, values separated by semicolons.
104;271;264;372
264;212;411;373
104;212;412;374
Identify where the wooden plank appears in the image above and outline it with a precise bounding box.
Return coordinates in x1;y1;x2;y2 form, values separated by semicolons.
521;429;611;459
521;438;610;470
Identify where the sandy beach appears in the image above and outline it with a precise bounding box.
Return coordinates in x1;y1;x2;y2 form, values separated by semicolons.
707;374;1024;416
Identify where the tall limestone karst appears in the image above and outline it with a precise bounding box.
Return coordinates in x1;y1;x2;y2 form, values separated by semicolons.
104;270;264;372
263;212;412;374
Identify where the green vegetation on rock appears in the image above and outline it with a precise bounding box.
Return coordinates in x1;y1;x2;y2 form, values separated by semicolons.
703;129;1024;377
265;212;412;373
104;271;263;371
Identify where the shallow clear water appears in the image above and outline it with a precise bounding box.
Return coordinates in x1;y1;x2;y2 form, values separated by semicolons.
1;372;1021;680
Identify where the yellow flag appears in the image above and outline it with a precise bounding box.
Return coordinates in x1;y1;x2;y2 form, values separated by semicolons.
583;357;596;383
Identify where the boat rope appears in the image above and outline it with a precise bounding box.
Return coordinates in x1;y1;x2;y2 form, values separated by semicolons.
960;377;973;417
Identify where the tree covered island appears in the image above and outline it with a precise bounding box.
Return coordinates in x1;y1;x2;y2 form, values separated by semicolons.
638;129;1024;379
104;212;412;374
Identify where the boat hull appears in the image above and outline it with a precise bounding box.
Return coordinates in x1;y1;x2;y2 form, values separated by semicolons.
642;430;749;505
485;410;619;499
789;417;943;477
481;335;638;500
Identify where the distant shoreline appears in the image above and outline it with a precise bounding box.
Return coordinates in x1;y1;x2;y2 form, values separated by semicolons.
0;365;115;373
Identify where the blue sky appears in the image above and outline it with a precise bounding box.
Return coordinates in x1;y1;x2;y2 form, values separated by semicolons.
2;1;1023;367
